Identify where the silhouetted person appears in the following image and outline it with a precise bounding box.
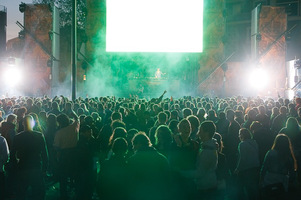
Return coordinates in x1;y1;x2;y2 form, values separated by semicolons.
255;105;270;129
242;109;256;130
99;137;128;200
215;112;230;135
48;101;61;116
75;125;98;200
235;128;260;200
260;134;297;200
250;121;274;165
279;117;301;183
206;109;218;123
11;115;48;200
149;111;168;145
154;125;173;159
271;106;288;136
0;114;17;150
26;98;39;115
223;109;240;173
187;115;200;141
127;132;170;200
16;107;27;133
62;102;77;119
54;113;79;200
44;114;58;178
181;120;219;200
0;135;9;200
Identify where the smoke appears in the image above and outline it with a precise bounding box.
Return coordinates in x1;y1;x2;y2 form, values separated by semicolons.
83;52;199;98
80;25;200;98
49;51;199;99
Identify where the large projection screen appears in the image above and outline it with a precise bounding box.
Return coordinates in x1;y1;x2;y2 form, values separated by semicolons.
106;0;203;53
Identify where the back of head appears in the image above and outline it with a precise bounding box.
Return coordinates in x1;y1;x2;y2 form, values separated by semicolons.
155;125;173;145
258;105;266;115
208;109;216;117
84;115;94;125
247;109;256;120
250;121;262;133
112;127;127;141
7;114;17;123
112;137;128;156
272;134;290;152
171;110;178;119
272;107;279;115
272;133;295;169
200;120;216;138
218;112;226;120
47;114;57;126
17;107;27;117
65;102;72;110
183;108;192;118
52;101;59;110
57;113;70;128
27;98;33;106
239;128;252;140
111;111;122;121
77;108;84;115
197;108;206;117
158;112;167;124
178;118;191;136
234;110;243;118
128;128;139;139
132;132;151;149
286;117;299;130
187;115;200;130
168;119;179;134
226;109;235;121
279;106;287;114
214;132;223;152
23;115;34;131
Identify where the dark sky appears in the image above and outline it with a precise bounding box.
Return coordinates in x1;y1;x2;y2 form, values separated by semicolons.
0;0;33;41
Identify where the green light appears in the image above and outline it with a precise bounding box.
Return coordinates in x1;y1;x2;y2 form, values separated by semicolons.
106;0;203;53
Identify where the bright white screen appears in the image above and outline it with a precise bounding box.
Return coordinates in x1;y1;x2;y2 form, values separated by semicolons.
106;0;203;52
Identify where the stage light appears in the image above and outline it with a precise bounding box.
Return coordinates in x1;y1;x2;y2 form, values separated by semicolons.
7;57;16;65
248;68;269;90
3;67;23;87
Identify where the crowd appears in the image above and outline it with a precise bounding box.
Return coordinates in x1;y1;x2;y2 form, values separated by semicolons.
0;91;301;200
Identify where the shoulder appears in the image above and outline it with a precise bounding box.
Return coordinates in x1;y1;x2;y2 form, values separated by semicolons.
238;141;245;148
266;149;277;156
0;135;6;143
33;131;44;137
14;131;25;138
156;150;168;160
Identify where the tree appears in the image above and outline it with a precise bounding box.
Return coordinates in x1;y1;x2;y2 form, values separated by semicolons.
32;0;87;30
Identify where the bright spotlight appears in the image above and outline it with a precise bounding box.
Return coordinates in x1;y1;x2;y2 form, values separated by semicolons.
248;68;269;90
3;67;23;87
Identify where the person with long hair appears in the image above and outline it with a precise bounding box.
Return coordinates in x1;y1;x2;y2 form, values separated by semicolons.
279;117;301;151
260;134;297;199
